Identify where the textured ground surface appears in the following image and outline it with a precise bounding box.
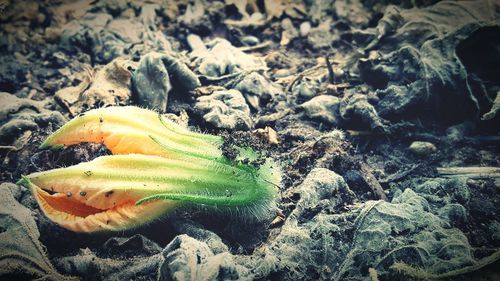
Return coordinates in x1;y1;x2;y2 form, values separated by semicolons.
0;0;499;280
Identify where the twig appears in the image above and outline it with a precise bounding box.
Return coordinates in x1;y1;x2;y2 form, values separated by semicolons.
286;64;326;92
239;41;272;52
198;72;243;85
360;163;389;201
437;167;500;180
0;145;17;151
325;54;335;84
391;249;500;279
379;164;421;184
287;73;304;93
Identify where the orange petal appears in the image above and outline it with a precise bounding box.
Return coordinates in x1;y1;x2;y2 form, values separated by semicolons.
31;184;177;233
40;106;223;160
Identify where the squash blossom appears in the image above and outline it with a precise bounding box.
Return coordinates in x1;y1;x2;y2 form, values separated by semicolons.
17;106;281;233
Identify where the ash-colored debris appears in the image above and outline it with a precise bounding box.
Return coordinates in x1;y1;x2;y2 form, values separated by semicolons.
437;203;468;226
300;95;341;125
299;87;387;130
0;0;498;280
55;247;162;281
293;77;320;102
254;126;280;145
361;0;440;10
0;183;75;280
308;0;335;23
132;52;172;111
335;187;483;280
195;89;253;130
157;168;356;280
0;55;29;93
0;92;66;144
482;91;500;121
103;234;163;257
0;0;41;22
43;230;168;280
189;37;267;77
288;168;356;217
53;231;164;280
354;0;500;124
162;57;201;93
231;72;282;111
59;3;171;63
158;234;248;281
232;168;356;280
306;20;338;49
171;220;230;255
334;0;371;27
150;171;498;281
132;52;200;111
178;0;226;35
339;92;387;130
412;178;471;206
299;22;312;37
55;58;136;115
240;35;260;46
490;222;500;244
179;0;206;27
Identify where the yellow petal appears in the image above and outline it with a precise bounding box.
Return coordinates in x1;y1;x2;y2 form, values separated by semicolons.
27;179;177;233
40;106;223;160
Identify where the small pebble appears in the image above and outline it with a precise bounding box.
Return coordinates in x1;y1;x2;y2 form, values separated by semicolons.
250;12;264;21
255;127;280;145
241;35;260;46
300;22;311;37
281;18;294;30
301;95;341;125
273;69;292;78
297;83;315;100
186;34;206;52
409;141;437;156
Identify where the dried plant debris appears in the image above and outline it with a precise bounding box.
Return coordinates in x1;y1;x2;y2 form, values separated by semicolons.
0;183;75;280
55;247;162;280
352;0;500;125
231;71;282;111
132;52;173;111
300;95;341;126
337;190;472;280
0;92;67;182
190;38;267;77
158;234;248;281
55;58;136;115
293;77;321;102
481;90;500;121
195;89;254;130
132;52;200;111
0;0;499;280
0;92;66;145
155;169;356;280
58;3;172;63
